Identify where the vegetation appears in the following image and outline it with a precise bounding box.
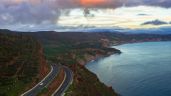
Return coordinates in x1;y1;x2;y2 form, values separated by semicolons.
1;30;171;96
43;44;119;96
0;31;48;96
65;64;118;96
25;31;171;96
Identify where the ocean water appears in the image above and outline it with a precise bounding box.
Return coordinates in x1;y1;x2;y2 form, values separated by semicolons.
86;41;171;96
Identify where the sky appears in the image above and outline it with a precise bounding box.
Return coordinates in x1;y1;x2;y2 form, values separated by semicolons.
0;0;171;31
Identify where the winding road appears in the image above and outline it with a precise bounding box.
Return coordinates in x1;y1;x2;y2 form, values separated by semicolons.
21;64;60;96
52;66;73;96
21;64;73;96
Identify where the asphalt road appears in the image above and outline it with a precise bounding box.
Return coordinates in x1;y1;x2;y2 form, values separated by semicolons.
52;66;73;96
21;64;60;96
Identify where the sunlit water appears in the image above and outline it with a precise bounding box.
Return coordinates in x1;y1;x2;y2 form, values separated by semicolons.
86;41;171;96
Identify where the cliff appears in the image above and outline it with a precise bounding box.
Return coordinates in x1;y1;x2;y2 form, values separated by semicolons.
65;48;120;96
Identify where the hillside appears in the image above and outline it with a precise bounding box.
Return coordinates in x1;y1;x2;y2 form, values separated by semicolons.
24;31;171;96
23;31;122;96
1;30;171;96
0;32;49;96
19;31;171;46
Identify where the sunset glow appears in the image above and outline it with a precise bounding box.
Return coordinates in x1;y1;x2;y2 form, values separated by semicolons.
1;0;171;31
80;0;107;6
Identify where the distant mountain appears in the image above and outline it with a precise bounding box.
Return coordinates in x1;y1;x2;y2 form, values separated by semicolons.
124;27;171;34
77;26;171;35
73;27;171;34
1;25;171;35
77;28;120;33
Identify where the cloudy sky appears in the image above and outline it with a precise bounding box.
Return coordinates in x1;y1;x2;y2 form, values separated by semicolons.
0;0;171;31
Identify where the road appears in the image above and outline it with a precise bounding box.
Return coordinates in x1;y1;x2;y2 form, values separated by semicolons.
21;64;60;96
52;66;73;96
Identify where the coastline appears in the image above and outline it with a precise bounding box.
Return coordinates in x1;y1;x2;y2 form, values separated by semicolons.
74;48;121;95
64;47;120;96
83;40;171;95
76;48;121;66
79;50;121;66
111;39;171;46
85;41;171;96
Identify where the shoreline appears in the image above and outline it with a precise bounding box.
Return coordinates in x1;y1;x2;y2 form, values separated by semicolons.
111;40;171;47
78;48;121;66
84;40;171;93
80;50;120;95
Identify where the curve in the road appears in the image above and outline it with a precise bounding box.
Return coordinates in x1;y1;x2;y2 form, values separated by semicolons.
52;66;73;96
21;64;60;96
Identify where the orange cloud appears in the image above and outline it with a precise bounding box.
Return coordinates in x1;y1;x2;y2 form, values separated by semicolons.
80;0;107;6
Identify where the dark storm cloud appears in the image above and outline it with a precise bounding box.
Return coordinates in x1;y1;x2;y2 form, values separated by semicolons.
142;0;171;8
141;19;168;26
123;0;171;8
137;13;150;16
0;0;60;25
0;0;171;31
